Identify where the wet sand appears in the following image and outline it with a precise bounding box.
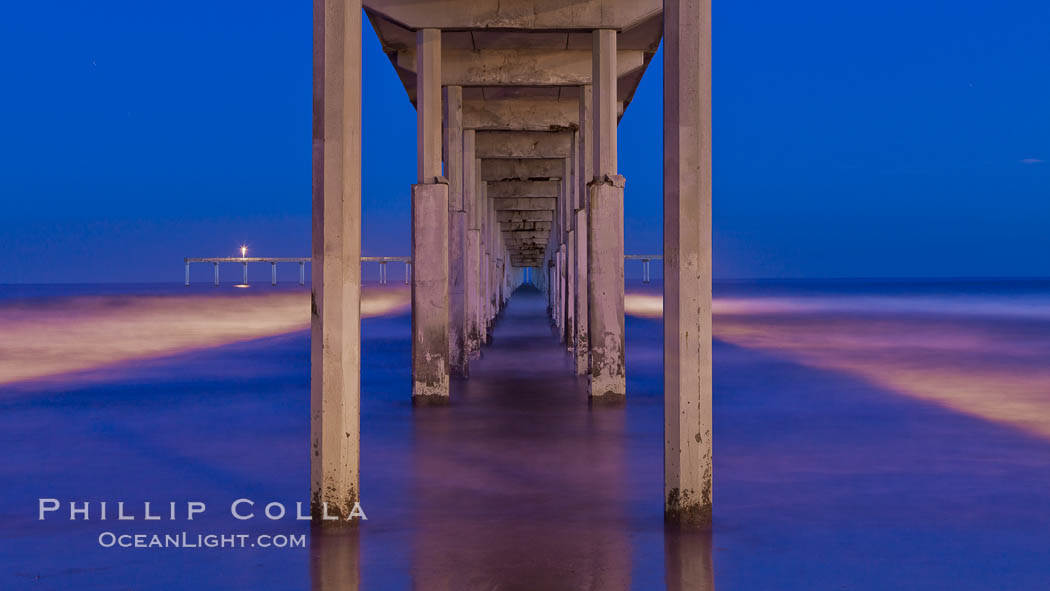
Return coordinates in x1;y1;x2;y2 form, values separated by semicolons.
1;283;1049;589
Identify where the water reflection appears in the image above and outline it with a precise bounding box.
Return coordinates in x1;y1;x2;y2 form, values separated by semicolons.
310;527;361;591
665;527;715;591
407;287;634;590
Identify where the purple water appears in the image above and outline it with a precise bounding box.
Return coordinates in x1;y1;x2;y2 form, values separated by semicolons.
1;279;1048;589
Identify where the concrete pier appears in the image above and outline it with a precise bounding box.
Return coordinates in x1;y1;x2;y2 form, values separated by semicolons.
311;0;362;522
313;0;711;527
587;28;626;401
412;183;450;402
463;131;482;360
445;85;468;376
411;27;450;403
587;176;626;401
663;0;713;527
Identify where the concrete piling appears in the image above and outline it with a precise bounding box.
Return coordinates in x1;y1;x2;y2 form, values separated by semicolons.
311;0;362;523
664;0;713;528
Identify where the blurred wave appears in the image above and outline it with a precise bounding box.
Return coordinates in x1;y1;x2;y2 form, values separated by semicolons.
0;285;409;386
627;283;1050;439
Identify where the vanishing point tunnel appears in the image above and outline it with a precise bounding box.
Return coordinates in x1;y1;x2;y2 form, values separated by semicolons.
312;0;712;526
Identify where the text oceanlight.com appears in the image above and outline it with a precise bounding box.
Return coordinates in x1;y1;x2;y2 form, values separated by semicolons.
98;532;306;549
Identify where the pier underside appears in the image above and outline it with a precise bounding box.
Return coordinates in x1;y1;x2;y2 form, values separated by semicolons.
312;0;712;526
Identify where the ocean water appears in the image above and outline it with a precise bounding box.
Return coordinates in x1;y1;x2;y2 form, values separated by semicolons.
1;279;1048;589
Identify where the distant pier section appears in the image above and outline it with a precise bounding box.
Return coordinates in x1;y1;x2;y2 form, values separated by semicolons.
184;256;412;286
625;255;662;284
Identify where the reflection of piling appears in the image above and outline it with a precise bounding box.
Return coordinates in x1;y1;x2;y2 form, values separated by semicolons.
664;527;714;591
310;528;360;591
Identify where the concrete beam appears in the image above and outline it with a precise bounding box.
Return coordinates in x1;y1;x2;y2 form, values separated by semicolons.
364;0;662;31
488;179;560;199
481;158;563;181
465;99;625;131
502;230;550;240
500;220;552;232
492;197;556;211
476;131;572;158
396;49;645;87
498;210;554;223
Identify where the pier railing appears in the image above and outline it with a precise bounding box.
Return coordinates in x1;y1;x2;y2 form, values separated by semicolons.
184;256;411;286
185;255;658;285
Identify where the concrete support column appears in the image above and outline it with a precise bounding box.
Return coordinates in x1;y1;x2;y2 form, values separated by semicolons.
185;263;190;286
481;181;491;342
663;0;713;527
574;208;589;374
299;261;305;286
592;30;618;176
563;157;574;348
215;262;221;286
272;262;278;285
417;29;442;182
463;131;482;360
588;29;625;401
487;193;497;327
311;0;362;521
574;86;592;375
411;183;450;402
412;27;450;403
444;85;467;376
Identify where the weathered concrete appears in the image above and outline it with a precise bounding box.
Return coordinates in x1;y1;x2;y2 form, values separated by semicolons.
411;182;450;403
466;100;576;132
497;210;554;222
312;0;362;522
396;48;645;86
587;176;625;401
491;197;557;211
664;0;713;528
476;131;573;159
500;220;552;232
592;30;618;177
444;85;467;376
574;85;592;375
417;29;443;182
463;131;483;361
481;158;563;181
573;207;589;375
566;229;575;350
482;182;492;342
487;179;560;199
364;0;662;31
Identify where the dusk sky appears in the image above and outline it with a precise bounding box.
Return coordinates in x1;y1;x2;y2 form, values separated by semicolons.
1;0;1047;283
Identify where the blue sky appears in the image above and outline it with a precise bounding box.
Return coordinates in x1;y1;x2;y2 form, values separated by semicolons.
1;0;1047;283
